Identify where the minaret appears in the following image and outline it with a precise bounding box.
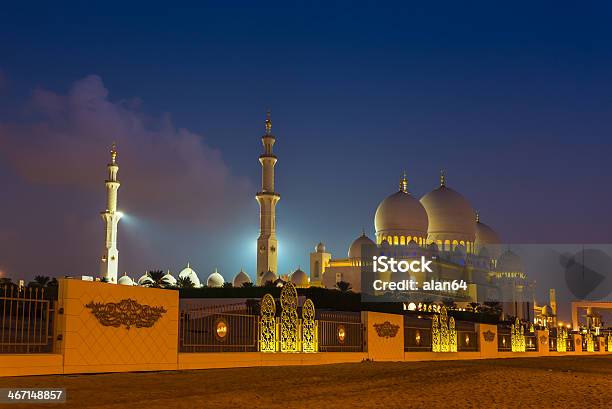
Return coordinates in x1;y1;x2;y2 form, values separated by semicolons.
256;112;280;284
100;143;123;283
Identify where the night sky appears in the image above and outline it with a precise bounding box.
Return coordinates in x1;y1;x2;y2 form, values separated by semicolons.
1;2;611;294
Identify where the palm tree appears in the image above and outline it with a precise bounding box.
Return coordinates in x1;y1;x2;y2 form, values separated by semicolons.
336;281;352;292
242;282;254;288
34;275;51;287
176;276;195;288
222;282;233;288
146;270;170;288
468;302;481;313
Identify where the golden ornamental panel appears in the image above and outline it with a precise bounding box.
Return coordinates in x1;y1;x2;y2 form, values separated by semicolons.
84;298;166;329
301;298;317;353
280;283;299;352
259;293;277;352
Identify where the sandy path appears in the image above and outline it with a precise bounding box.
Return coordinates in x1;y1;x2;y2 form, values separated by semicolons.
0;356;610;408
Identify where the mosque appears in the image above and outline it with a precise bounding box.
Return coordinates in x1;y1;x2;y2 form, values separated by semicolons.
99;114;553;323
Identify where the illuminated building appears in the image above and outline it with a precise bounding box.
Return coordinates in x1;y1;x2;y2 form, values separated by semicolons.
256;112;280;284
100;143;123;283
311;171;536;320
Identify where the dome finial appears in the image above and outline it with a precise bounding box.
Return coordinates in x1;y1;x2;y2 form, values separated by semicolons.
362;226;366;236
110;142;118;164
475;210;480;223
265;110;272;136
440;169;446;187
399;171;408;193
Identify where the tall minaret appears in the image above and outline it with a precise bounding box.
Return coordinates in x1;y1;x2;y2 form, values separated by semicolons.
256;112;280;284
100;143;123;283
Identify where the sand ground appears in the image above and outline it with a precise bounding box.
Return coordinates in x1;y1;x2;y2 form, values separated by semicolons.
0;356;610;408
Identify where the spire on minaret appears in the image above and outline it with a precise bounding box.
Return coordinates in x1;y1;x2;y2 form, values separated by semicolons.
399;171;408;193
110;142;117;165
440;169;446;187
265;110;272;136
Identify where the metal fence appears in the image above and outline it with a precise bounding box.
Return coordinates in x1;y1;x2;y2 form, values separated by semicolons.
1;285;55;353
498;328;512;351
457;329;479;351
316;311;363;352
525;333;538;351
179;303;258;352
404;315;432;351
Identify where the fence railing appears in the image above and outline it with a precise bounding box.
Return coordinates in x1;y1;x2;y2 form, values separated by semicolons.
457;330;479;352
317;319;363;352
525;334;538;351
498;330;512;351
316;310;363;352
404;326;432;351
1;285;55;354
179;303;258;352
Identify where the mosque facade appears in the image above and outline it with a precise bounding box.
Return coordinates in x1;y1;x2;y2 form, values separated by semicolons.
100;115;553;323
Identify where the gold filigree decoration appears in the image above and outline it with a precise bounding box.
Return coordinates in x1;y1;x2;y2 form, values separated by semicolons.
301;298;317;353
432;314;440;352
373;321;399;338
449;316;457;352
259;294;277;352
280;283;299;352
557;327;567;352
483;330;496;342
440;307;449;352
585;330;594;352
84;298;166;329
511;318;526;352
431;306;456;352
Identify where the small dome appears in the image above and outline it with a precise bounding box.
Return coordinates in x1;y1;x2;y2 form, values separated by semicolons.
261;270;278;285
178;263;201;287
233;269;252;287
290;268;309;287
162;271;177;286
374;177;429;240
137;273;153;286
315;242;326;253
207;269;224;287
420;176;476;243
118;274;134;286
348;233;376;259
497;249;524;273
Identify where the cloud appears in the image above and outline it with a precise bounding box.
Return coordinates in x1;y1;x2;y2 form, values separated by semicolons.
0;75;251;224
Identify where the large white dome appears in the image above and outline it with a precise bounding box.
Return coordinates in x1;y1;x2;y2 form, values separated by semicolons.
420;175;476;245
475;213;502;259
207;269;224;287
374;175;429;242
178;263;201;287
233;269;252;287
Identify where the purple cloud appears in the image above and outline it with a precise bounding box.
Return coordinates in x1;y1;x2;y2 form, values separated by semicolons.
0;75;251;224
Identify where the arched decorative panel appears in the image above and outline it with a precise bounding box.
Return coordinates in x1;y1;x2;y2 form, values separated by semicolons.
449;316;457;352
280;283;299;352
301;298;317;353
259;293;277;352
